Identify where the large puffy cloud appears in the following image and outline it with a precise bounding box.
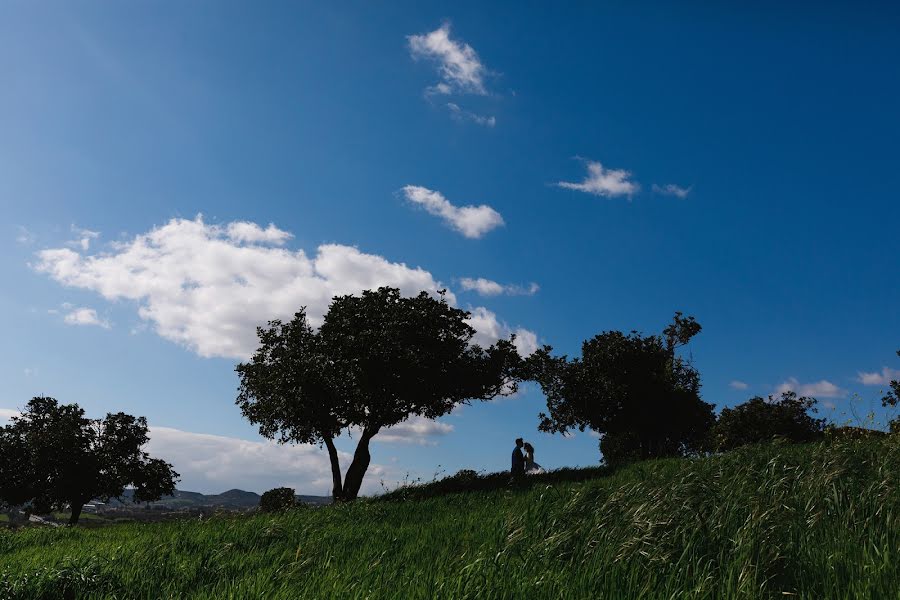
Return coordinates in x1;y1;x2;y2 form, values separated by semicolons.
34;216;534;359
402;185;504;239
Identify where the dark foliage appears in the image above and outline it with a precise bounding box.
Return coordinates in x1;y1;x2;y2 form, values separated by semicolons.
0;397;178;524
379;466;610;503
713;391;826;451
880;350;900;434
259;487;297;512
237;287;521;501
526;312;715;465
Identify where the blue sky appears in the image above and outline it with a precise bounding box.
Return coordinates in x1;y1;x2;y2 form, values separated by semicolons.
2;1;899;494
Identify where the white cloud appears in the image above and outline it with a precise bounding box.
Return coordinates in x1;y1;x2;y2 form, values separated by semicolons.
16;226;36;245
402;185;504;239
408;23;487;95
0;408;20;423
372;416;454;446
446;103;496;127
146;426;395;496
69;225;100;251
35;216;533;360
729;380;749;390
465;306;537;356
651;183;691;198
63;307;111;329
857;367;900;386
775;377;846;398
225;222;292;245
23;368;38;377
459;277;539;297
511;328;539;357
558;160;639;198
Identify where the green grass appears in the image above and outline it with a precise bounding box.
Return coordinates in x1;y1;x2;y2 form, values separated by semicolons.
1;436;898;599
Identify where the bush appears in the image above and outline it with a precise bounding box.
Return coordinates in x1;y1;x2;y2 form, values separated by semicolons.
713;391;825;452
259;487;296;513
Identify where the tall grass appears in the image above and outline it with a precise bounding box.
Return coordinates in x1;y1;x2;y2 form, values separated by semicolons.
1;436;898;599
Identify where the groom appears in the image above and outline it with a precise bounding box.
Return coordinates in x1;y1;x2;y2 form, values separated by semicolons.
511;437;525;478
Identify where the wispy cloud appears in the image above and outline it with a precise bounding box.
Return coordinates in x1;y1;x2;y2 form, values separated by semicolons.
370;416;454;446
775;377;846;398
63;307;111;329
0;408;20;423
446;103;495;127
15;226;36;245
408;23;487;96
651;183;691;198
402;185;504;239
557;159;639;198
459;277;539;297
729;380;749;390
857;367;900;386
69;225;100;251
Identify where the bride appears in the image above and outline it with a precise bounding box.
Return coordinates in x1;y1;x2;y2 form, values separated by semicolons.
523;442;544;474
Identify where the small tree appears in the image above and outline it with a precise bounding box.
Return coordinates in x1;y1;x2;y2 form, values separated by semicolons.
260;487;296;512
880;350;900;434
0;397;179;525
237;287;520;501
712;391;825;451
526;313;715;465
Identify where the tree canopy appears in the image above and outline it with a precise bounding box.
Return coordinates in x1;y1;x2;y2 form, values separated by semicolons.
712;391;825;452
236;287;521;500
0;397;178;524
526;312;715;465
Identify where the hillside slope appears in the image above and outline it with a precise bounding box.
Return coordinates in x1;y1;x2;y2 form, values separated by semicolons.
1;436;898;599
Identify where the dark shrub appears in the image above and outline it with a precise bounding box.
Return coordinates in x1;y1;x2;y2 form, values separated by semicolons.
713;391;825;452
259;487;296;512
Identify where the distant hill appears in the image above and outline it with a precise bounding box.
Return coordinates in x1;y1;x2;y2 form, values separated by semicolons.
102;488;331;510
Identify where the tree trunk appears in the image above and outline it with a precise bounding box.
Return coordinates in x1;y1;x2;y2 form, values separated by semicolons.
342;427;379;500
323;436;344;501
68;502;83;526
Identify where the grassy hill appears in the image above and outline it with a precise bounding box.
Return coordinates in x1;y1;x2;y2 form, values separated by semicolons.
1;436;897;599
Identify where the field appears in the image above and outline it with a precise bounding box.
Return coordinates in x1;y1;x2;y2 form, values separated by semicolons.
1;436;898;599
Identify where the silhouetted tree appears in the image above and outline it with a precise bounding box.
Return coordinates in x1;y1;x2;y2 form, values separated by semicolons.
526;312;715;465
260;487;296;512
0;397;178;524
712;391;825;451
881;349;900;434
236;287;520;501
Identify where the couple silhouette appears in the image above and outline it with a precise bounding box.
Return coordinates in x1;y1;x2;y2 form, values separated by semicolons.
511;437;543;477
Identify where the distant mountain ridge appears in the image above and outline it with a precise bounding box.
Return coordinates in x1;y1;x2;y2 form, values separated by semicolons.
103;489;331;510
